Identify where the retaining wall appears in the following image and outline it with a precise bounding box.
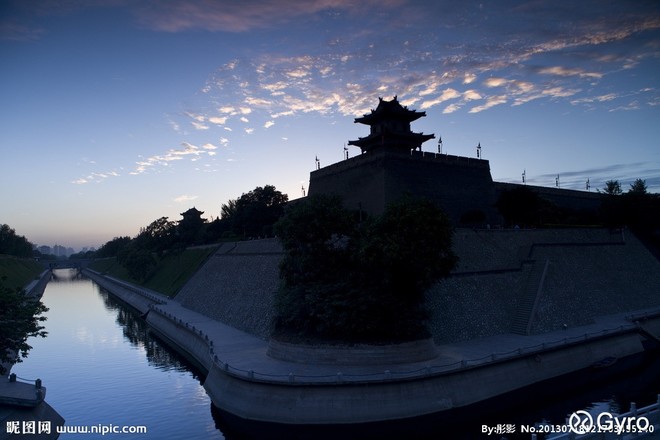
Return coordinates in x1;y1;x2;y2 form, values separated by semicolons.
83;269;167;315
174;230;660;345
23;270;51;298
174;240;282;339
202;329;649;424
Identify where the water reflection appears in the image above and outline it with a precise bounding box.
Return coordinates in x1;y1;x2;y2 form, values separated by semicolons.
13;269;223;440
97;287;204;376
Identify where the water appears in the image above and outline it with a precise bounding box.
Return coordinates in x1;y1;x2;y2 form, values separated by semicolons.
12;269;224;439
11;269;659;439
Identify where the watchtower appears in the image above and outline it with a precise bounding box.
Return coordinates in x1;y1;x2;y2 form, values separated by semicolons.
308;97;501;225
348;96;435;153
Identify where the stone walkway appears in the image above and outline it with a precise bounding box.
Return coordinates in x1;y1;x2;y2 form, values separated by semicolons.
150;298;660;383
0;377;45;407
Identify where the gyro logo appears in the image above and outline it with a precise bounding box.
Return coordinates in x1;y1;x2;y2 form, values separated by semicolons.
568;410;653;435
568;410;594;434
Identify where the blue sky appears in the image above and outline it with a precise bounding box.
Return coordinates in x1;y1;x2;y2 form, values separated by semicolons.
1;0;659;249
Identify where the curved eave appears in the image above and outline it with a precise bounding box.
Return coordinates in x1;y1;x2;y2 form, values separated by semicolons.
355;111;426;125
348;132;435;150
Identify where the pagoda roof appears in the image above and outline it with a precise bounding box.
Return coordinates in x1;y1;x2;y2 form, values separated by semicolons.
181;206;204;217
348;130;435;152
355;96;426;125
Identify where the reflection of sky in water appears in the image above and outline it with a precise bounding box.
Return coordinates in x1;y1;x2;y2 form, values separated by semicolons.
13;269;222;439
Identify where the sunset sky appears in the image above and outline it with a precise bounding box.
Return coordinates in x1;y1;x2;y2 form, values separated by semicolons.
1;0;659;249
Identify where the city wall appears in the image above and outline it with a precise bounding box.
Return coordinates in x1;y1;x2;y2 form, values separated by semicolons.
308;148;500;224
174;229;660;345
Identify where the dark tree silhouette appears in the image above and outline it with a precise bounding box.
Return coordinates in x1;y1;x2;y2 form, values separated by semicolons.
274;194;456;343
0;277;48;374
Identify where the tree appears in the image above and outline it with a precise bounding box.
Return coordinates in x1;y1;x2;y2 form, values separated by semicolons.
0;277;48;374
600;180;622;196
135;217;176;253
117;243;156;282
0;224;34;258
274;194;457;343
96;236;132;258
223;185;288;238
220;199;238;220
629;178;648;195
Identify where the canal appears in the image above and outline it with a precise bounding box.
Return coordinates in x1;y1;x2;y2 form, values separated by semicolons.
13;269;224;439
12;268;660;439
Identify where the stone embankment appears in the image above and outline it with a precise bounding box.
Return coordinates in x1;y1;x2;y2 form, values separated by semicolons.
81;236;660;427
174;240;282;339
23;269;51;298
172;230;660;346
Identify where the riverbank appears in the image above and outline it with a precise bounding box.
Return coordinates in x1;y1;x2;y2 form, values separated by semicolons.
82;267;660;431
1;269;64;440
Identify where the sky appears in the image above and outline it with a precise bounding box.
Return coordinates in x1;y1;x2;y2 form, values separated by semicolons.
1;0;659;250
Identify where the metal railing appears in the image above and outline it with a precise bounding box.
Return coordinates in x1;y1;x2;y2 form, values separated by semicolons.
148;303;650;386
84;269;167;305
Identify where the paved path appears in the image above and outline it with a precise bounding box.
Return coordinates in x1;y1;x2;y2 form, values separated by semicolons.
150;298;659;382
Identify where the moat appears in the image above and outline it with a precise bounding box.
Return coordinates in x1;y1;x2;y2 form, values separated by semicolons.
10;268;660;439
12;269;223;439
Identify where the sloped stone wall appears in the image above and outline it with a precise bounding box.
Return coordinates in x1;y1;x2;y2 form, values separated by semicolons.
175;230;660;344
175;239;283;339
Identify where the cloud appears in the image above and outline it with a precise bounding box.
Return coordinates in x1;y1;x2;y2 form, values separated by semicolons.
463;73;477;84
209;116;228;125
526;162;660;192
162;0;658;141
129;142;219;175
537;66;602;79
174;194;198;203
132;0;406;33
419;88;460;109
484;77;509;88
0;18;45;41
71;171;120;185
463;90;482;101
469;95;507;113
191;121;209;130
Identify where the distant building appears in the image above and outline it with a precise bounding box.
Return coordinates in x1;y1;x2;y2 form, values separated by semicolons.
179;207;206;245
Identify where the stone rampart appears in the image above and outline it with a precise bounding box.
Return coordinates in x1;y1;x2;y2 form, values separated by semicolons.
173;230;660;345
309;148;500;224
495;182;603;213
174;239;283;339
428;228;660;342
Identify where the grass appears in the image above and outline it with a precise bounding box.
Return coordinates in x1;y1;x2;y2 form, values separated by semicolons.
0;255;45;291
87;246;219;297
